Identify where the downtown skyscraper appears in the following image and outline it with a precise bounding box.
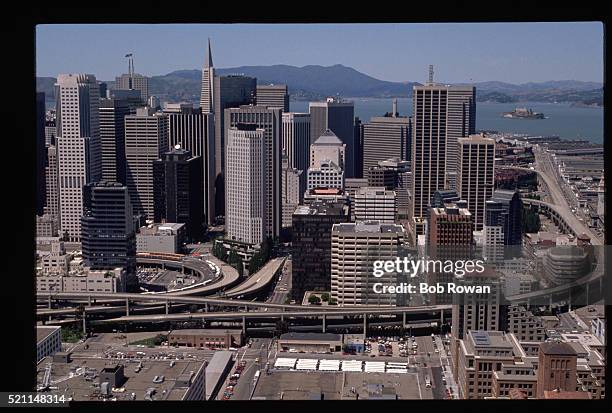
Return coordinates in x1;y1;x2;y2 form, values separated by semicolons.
55;74;101;242
164;103;215;226
99;97;131;184
225;126;266;245
124;107;169;220
309;98;356;178
225;105;282;239
457;134;495;231
199;38;214;113
410;80;475;238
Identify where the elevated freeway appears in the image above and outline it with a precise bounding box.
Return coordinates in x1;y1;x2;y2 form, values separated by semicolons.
221;257;286;298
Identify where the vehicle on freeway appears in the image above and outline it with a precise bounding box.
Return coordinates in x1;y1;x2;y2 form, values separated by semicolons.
425;376;431;388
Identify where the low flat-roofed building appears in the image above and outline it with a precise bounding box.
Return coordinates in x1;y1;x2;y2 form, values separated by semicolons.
137;222;186;254
36;356;206;401
343;334;365;353
491;359;538;399
277;332;343;353
205;351;233;400
37;326;61;363
168;329;243;349
37;268;126;293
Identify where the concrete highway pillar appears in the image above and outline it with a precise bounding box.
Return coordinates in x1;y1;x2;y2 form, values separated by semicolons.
322;314;326;333
48;295;51;309
205;303;209;313
165;301;170;315
88;296;91;306
586;283;590;306
363;313;367;336
403;312;406;327
82;315;87;335
440;309;444;325
242;316;246;335
280;313;284;322
568;288;572;311
125;298;130;316
549;294;553;309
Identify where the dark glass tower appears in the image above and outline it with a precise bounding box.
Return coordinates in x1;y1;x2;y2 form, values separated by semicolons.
153;148;204;241
81;182;136;274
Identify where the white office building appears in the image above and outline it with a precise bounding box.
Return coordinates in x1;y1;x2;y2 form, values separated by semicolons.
55;74;101;242
225;127;267;245
354;187;397;223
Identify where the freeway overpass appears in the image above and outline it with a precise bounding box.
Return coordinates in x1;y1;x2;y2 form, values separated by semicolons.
498;165;602;245
221;257;286;299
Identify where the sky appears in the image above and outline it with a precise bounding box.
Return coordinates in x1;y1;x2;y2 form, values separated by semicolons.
36;23;603;84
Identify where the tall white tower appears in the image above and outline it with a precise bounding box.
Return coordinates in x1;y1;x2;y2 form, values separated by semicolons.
200;38;215;113
55;74;101;241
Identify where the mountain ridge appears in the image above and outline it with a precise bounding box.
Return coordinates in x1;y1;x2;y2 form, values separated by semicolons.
36;64;603;106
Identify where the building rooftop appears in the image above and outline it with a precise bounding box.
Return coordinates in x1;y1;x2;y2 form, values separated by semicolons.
36;355;205;401
539;341;577;356
543;390;591;399
279;332;342;342
312;129;343;145
332;221;404;234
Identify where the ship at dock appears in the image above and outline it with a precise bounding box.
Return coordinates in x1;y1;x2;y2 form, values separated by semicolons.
502;107;546;119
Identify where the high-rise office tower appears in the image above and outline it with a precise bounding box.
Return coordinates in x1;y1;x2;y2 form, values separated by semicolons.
536;342;578;399
484;190;523;248
354;187;397;223
256;84;289;111
226;105;282;238
55;74;101;242
308;129;346;191
309;98;356;178
213;75;257;215
99;97;131;184
164;103;215;225
153;148;204;240
81;181;136;276
354;117;364;179
124;107;169;220
331;221;405;306
362;108;411;178
291;201;350;301
37;92;47;216
199;38;215;113
427;203;473;246
282;112;310;195
457;134;495;231
115;55;149;104
368;158;411;217
225;126;266;245
411;80;475;238
281;156;302;229
44;145;60;220
446;86;476;190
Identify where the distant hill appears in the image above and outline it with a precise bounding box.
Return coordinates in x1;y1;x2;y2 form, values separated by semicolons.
36;65;603;106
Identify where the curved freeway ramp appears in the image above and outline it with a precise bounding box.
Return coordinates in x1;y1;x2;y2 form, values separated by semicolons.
222;257;286;298
137;256;241;296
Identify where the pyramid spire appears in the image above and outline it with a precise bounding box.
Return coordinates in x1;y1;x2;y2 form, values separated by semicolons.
205;38;213;69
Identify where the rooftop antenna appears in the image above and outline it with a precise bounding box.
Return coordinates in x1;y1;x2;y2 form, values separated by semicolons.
392;98;398;117
428;65;434;84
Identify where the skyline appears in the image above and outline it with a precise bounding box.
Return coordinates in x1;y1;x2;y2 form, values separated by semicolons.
36;22;603;84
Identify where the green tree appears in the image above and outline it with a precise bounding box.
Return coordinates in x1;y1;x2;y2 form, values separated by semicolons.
321;292;330;302
308;295;321;305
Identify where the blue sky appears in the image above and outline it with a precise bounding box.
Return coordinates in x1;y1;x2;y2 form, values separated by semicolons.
36;22;603;84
